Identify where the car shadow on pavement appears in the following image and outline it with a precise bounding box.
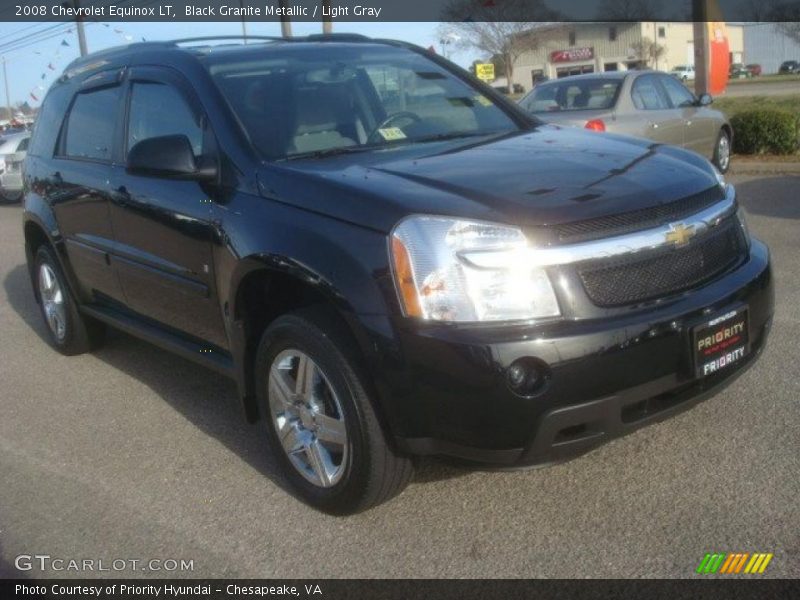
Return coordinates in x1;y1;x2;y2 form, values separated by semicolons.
735;175;800;220
3;265;468;499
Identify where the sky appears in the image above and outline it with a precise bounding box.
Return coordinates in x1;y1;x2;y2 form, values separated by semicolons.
0;21;475;108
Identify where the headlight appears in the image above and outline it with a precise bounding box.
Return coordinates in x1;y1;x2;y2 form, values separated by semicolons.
390;216;560;322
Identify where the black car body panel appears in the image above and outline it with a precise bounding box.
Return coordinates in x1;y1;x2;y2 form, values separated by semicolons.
22;36;773;468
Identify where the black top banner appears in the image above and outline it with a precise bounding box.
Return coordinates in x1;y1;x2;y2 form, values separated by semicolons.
3;0;800;23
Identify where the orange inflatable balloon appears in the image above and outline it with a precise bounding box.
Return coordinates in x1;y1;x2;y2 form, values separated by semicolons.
707;22;730;96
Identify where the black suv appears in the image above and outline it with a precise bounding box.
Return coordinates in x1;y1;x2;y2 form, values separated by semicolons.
778;60;799;74
23;35;773;514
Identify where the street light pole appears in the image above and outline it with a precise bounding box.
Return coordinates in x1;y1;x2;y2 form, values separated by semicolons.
2;56;11;125
239;0;248;43
279;0;292;38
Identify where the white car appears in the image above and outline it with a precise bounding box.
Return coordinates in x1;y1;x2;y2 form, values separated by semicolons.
670;65;696;81
0;131;30;203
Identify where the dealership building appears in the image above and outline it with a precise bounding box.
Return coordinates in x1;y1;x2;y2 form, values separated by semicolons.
511;22;744;89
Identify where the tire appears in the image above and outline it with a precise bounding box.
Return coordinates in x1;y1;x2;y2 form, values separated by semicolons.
0;188;22;204
713;129;731;174
255;307;414;514
34;245;105;355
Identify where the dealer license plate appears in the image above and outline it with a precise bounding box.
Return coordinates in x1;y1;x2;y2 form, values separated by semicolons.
693;307;749;378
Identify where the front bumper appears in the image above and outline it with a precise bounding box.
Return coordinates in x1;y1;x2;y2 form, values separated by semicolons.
375;239;773;466
0;170;22;193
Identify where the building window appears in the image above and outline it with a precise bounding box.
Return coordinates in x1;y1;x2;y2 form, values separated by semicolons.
569;31;576;46
658;26;666;38
609;26;617;41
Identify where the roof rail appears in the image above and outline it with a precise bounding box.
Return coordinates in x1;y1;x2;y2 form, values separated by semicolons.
170;35;286;45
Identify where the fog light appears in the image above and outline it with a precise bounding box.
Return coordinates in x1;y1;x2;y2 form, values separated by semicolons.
506;358;548;396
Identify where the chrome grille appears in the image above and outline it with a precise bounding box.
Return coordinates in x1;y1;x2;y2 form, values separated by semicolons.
577;219;746;307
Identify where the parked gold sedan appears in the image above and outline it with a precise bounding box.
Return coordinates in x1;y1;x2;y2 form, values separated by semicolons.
518;71;732;173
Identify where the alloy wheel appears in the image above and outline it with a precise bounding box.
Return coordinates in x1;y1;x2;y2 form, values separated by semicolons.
718;134;731;172
38;263;66;341
268;349;348;488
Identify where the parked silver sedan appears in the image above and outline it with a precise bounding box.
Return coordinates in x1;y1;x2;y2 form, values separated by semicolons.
0;131;31;203
518;71;732;172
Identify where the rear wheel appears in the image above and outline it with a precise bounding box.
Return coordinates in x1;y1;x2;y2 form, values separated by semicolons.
713;129;731;174
255;307;414;514
34;245;105;355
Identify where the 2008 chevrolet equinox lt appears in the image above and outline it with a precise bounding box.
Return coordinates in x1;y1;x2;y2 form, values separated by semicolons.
22;35;773;514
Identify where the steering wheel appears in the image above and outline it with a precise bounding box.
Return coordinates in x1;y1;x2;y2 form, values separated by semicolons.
367;111;422;144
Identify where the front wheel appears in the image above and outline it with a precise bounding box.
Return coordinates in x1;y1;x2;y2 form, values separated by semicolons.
713;129;731;174
0;188;23;204
255;307;414;514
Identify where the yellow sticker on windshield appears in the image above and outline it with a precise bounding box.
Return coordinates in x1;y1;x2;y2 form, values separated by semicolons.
378;127;407;141
474;95;492;107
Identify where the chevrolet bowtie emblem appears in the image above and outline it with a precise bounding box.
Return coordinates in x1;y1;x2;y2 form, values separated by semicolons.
665;222;696;246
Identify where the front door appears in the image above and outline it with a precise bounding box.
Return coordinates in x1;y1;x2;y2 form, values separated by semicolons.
110;67;227;349
659;74;716;158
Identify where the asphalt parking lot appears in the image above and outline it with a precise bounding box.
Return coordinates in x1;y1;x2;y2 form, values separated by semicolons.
0;172;798;579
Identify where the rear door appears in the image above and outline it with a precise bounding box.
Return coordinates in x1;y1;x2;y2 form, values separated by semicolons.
49;72;126;303
110;66;227;348
628;74;684;147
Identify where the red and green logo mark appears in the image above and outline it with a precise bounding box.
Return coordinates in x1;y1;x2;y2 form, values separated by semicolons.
697;552;773;575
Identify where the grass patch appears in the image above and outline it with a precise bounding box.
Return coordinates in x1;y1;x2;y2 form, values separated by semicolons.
714;94;800;118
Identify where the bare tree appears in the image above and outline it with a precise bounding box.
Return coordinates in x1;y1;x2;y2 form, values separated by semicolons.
630;37;666;68
595;0;656;20
439;0;561;90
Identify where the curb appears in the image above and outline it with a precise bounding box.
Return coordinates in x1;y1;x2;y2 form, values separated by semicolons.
729;160;800;175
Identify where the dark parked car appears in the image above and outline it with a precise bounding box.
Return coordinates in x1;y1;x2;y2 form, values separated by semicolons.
23;35;773;514
778;60;799;74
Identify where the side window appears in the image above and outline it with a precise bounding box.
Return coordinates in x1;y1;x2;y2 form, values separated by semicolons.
631;76;669;110
28;84;71;158
127;82;203;157
64;86;120;161
660;76;696;108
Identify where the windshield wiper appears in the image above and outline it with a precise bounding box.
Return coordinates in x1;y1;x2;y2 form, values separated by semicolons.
284;145;378;161
407;130;508;144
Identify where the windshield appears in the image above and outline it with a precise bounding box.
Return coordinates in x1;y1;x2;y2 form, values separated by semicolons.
202;44;519;159
519;78;621;113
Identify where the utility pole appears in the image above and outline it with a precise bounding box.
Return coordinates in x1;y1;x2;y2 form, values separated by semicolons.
322;0;332;34
2;57;11;125
693;0;710;96
279;0;292;38
74;0;88;56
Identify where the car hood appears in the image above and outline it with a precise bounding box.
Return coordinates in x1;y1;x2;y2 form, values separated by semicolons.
258;126;721;234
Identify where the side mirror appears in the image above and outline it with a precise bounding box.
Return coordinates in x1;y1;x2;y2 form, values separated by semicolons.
127;135;216;181
698;93;713;106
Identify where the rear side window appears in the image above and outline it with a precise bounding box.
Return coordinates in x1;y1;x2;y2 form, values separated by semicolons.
28;84;71;157
631;75;669;110
126;82;203;156
64;86;120;161
520;79;621;113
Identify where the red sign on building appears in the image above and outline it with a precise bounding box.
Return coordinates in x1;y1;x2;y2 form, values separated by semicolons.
550;47;594;63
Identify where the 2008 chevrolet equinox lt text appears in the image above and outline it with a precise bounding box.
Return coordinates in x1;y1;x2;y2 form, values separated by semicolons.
22;35;773;514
